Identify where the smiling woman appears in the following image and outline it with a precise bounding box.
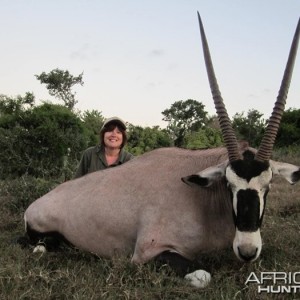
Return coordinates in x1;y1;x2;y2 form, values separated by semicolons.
74;117;134;178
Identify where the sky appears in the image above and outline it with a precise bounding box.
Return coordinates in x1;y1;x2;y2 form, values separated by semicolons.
1;1;300;127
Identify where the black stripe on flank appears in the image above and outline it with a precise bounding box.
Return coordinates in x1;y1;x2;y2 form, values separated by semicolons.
155;251;200;277
26;223;73;251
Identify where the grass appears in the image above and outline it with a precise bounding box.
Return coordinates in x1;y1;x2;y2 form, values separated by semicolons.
0;155;299;299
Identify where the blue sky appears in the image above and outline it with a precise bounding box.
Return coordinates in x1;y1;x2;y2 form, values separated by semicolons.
1;0;299;127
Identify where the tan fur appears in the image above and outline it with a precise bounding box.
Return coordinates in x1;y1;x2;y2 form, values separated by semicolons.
25;147;235;262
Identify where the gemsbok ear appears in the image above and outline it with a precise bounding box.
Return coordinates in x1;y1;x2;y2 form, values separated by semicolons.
269;160;300;184
182;161;228;187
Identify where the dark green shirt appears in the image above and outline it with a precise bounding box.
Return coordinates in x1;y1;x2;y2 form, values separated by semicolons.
74;145;134;178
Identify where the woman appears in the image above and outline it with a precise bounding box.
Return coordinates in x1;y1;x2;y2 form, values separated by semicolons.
74;116;134;178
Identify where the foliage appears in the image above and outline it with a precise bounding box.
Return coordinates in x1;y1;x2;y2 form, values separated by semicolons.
184;127;223;149
162;99;208;147
232;109;266;147
0;92;35;116
35;69;84;110
232;108;300;148
80;109;105;147
206;115;221;130
127;125;172;155
0;95;87;179
275;108;300;147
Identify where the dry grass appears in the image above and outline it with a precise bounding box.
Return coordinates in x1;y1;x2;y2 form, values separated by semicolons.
0;157;299;299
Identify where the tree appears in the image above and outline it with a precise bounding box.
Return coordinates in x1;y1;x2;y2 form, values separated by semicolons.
0;95;87;179
127;125;172;155
184;127;223;149
162;99;208;147
232;109;266;147
81;110;105;147
276;108;300;147
35;69;84;110
0;92;35;116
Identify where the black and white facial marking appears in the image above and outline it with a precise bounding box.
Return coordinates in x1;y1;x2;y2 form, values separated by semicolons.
226;150;272;262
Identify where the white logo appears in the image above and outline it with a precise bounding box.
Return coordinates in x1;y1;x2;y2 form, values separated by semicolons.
245;272;300;294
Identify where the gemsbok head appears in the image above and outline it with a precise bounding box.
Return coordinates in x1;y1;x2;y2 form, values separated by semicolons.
185;13;300;261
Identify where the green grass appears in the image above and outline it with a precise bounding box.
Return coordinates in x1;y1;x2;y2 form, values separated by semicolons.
1;162;299;299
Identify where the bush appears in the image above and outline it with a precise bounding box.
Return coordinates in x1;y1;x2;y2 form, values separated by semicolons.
127;125;172;155
184;127;223;149
276;108;300;147
0;102;88;179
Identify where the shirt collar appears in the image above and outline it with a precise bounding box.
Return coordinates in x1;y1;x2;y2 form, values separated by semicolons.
97;145;125;166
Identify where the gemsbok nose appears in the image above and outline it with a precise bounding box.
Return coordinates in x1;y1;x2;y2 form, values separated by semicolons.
237;245;258;262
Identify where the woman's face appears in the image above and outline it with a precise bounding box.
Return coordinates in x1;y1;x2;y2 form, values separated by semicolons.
103;126;123;149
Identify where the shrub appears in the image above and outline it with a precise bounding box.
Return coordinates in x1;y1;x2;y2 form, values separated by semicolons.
0;102;87;179
184;127;223;149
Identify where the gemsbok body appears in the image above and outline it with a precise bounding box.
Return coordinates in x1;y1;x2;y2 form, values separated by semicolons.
24;13;300;287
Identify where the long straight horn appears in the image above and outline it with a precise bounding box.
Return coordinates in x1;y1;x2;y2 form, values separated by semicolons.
255;18;300;162
197;12;241;162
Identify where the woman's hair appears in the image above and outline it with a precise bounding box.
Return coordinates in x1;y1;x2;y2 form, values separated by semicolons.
100;122;127;149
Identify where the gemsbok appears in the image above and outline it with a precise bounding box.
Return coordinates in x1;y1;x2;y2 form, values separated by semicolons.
23;13;300;287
